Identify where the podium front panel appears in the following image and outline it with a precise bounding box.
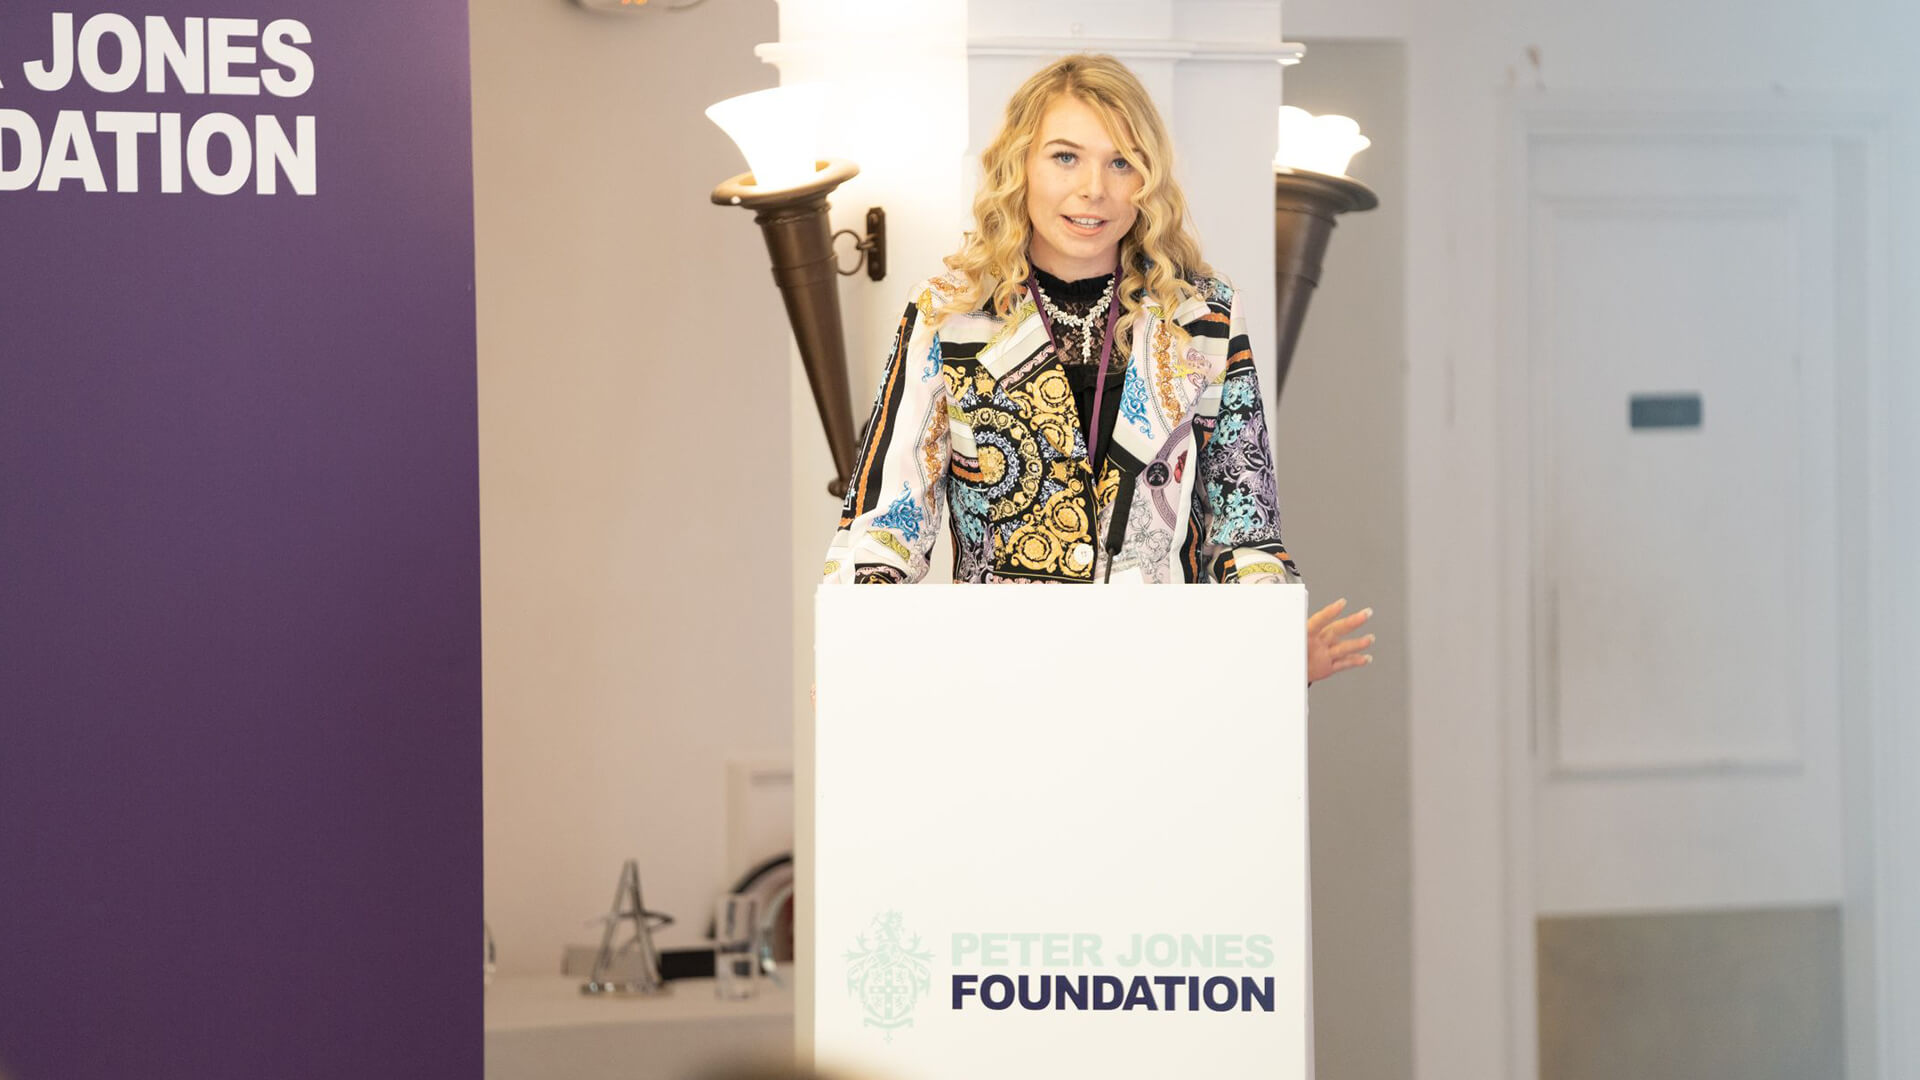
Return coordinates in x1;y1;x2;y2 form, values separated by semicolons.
811;585;1308;1079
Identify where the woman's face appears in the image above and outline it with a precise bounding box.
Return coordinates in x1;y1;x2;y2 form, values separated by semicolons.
1024;95;1143;281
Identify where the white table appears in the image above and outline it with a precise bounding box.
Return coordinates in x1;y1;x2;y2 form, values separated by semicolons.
486;975;795;1079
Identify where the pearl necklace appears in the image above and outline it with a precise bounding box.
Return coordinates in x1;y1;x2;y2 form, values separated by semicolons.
1033;274;1116;367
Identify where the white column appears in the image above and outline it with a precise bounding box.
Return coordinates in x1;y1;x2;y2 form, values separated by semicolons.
762;3;971;1058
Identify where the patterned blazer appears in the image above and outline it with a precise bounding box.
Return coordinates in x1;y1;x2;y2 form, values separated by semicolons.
822;268;1302;585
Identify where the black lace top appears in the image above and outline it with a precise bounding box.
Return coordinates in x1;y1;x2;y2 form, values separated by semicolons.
1032;266;1128;473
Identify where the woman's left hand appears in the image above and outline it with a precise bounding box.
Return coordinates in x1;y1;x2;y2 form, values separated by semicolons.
1308;598;1375;685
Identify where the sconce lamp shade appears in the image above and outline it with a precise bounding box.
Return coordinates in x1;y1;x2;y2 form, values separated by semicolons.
1272;106;1372;178
708;84;883;497
706;84;827;192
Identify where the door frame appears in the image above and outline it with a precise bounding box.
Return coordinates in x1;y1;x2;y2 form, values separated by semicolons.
1496;92;1897;1080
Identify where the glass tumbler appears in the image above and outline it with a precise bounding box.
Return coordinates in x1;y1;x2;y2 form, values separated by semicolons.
714;894;759;1000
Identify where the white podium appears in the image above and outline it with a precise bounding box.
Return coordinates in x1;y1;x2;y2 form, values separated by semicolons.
804;585;1310;1079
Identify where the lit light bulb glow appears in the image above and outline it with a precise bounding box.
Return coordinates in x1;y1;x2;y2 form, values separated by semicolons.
1273;106;1371;178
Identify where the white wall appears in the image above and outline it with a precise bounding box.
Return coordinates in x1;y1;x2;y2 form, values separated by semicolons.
473;0;793;972
1278;41;1413;1080
1279;1;1920;1079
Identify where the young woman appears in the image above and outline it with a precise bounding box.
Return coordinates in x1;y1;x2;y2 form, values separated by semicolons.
821;53;1372;684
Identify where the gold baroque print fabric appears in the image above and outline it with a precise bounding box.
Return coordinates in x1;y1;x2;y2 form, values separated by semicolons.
823;271;1301;586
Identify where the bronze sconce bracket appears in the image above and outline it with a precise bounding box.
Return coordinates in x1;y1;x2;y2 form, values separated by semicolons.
1272;167;1379;402
833;207;886;282
713;159;871;497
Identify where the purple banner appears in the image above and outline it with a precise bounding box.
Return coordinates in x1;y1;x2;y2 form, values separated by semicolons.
0;3;479;1077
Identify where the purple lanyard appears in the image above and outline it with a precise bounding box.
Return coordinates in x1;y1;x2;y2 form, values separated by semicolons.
1028;275;1124;467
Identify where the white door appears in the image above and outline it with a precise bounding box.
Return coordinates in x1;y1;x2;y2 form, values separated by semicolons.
1520;116;1869;1079
1529;129;1842;914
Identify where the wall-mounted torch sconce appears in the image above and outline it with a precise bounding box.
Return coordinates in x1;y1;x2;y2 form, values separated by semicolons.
707;84;886;498
1272;106;1378;402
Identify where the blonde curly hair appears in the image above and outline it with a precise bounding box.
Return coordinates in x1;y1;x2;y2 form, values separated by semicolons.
936;53;1212;344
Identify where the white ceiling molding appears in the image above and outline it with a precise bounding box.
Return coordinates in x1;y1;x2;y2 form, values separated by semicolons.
967;36;1304;64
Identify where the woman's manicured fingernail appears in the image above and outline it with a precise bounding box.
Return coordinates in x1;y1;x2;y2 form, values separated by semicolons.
1361;607;1373;618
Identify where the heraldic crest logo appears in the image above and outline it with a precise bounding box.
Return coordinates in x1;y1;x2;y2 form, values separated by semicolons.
844;910;934;1040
